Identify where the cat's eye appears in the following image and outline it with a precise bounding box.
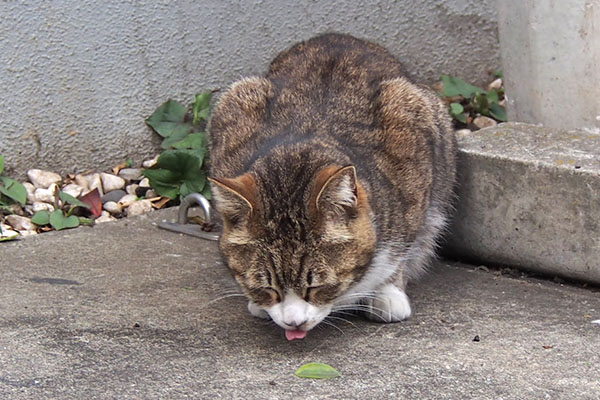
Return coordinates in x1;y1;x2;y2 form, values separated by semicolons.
304;286;322;302
264;287;281;303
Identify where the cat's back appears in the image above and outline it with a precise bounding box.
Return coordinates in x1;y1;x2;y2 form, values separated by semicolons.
267;33;407;83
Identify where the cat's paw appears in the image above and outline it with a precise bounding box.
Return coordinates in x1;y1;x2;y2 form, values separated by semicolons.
363;284;412;323
248;301;270;319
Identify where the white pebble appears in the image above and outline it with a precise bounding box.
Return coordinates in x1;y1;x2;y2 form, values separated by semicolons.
103;201;123;215
23;182;36;203
473;116;498;129
32;202;55;213
118;168;143;182
142;155;159;169
34;183;58;203
488;78;502;91
74;174;90;190
95;211;116;224
145;189;157;198
100;173;126;192
27;169;62;189
5;215;36;231
62;183;84;198
126;184;139;196
139;177;150;188
87;173;104;196
118;194;138;208
126;199;153;216
0;223;18;238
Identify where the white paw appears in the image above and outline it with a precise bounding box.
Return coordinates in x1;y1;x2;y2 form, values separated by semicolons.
248;301;270;319
364;284;412;322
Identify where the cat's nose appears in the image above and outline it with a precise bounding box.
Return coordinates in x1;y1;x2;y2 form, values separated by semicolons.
284;318;308;328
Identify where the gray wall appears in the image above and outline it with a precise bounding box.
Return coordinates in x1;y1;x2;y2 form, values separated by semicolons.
0;0;499;178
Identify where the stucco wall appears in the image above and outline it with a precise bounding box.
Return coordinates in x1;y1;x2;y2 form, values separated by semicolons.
0;1;499;178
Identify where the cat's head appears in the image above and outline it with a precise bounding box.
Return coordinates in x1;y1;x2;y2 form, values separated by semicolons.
209;165;376;335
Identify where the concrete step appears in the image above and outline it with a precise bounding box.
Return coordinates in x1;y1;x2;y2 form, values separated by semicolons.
445;122;600;284
1;209;599;399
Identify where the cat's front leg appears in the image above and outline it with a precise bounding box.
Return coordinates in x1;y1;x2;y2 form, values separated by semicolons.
248;301;270;319
363;283;412;323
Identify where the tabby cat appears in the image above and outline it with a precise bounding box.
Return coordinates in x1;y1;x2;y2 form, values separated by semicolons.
208;33;456;340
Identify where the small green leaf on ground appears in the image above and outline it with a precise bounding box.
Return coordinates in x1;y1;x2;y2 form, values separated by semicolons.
31;210;50;225
0;235;19;242
294;362;341;380
441;75;484;98
0;155;4;174
59;191;90;209
489;102;508;122
49;210;80;231
0;177;27;205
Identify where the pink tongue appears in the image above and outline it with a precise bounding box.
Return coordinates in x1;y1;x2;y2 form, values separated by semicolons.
285;329;307;341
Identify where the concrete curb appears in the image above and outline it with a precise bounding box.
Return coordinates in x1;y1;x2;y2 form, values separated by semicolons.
445;122;600;284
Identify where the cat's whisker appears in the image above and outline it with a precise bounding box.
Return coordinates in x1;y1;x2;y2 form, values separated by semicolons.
206;293;247;305
326;315;358;329
332;304;390;321
320;319;344;334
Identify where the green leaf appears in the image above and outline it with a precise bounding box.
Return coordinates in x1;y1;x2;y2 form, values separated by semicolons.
441;75;486;98
49;210;80;230
487;89;499;105
454;112;468;124
179;176;206;198
59;191;90;209
78;217;95;226
489;102;507;122
202;186;212;200
473;92;489;114
170;132;206;151
294;363;341;380
160;124;195;149
141;170;181;199
31;210;50;225
0;155;4;175
126;159;133;168
0;235;19;242
146;100;188;138
0;177;27;205
449;102;464;115
192;92;212;125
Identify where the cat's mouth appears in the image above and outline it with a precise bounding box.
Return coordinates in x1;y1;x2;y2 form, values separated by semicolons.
285;329;307;341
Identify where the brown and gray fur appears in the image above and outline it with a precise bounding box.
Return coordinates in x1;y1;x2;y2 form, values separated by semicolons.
208;33;456;331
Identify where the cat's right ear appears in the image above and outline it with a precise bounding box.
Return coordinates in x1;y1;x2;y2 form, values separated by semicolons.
208;174;257;227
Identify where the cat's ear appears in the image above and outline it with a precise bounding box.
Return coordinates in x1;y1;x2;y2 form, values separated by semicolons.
208;173;257;225
314;165;358;214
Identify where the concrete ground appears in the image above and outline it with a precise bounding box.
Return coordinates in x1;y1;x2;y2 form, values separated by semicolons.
1;209;599;400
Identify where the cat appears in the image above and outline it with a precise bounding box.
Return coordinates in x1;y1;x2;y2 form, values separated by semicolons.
207;33;456;340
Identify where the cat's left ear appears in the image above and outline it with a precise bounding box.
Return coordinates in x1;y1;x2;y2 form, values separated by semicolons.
208;173;257;226
314;165;359;214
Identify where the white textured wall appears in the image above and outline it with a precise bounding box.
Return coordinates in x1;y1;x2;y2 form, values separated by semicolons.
0;0;499;178
498;0;600;131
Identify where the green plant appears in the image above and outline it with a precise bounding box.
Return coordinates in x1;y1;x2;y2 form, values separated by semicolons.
440;74;507;125
0;155;27;209
143;91;213;200
31;190;93;231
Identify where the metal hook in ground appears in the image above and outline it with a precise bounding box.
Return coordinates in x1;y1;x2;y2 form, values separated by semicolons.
157;193;221;241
